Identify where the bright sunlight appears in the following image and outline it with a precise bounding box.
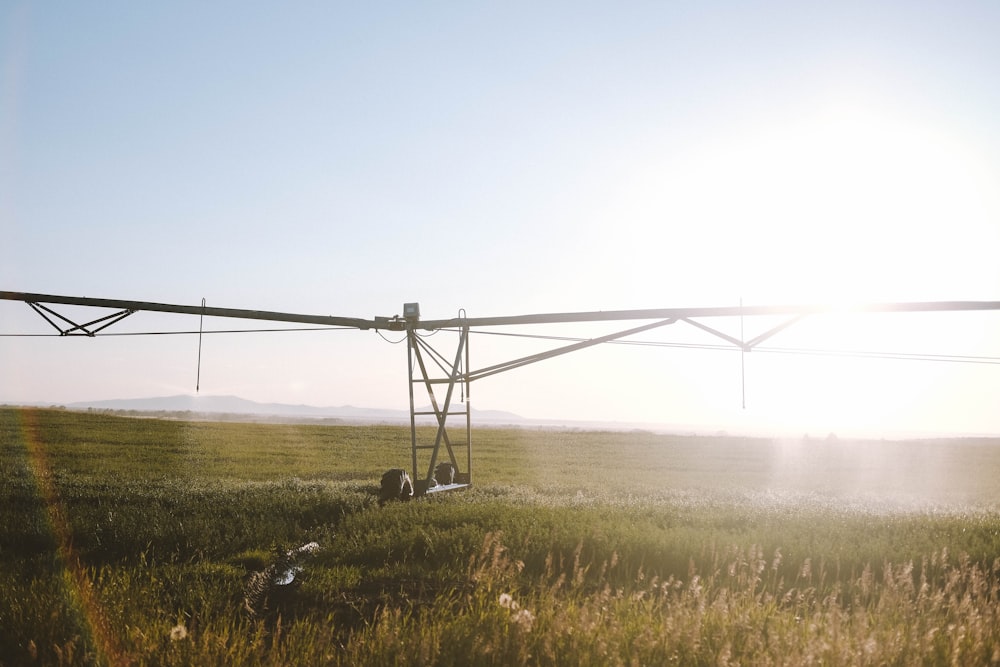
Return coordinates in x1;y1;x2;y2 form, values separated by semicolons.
575;96;1000;434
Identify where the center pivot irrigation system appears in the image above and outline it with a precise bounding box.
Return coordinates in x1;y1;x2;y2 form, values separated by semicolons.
3;291;1000;495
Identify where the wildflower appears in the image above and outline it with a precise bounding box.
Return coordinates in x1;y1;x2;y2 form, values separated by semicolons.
499;593;534;632
498;592;519;610
170;624;188;641
512;608;535;632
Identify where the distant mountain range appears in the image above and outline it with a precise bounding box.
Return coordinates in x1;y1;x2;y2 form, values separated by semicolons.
64;394;525;424
9;395;979;439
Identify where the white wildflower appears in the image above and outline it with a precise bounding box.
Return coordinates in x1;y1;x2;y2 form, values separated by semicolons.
498;592;518;610
499;592;534;631
512;608;535;632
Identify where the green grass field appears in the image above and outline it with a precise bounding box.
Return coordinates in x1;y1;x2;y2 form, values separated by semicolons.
2;407;999;666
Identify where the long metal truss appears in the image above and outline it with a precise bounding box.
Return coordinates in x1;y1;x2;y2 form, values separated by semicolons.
3;290;999;494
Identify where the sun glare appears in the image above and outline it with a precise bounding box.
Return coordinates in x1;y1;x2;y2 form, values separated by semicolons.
593;98;1000;434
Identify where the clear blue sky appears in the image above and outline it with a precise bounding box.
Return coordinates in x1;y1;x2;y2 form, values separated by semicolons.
2;2;999;436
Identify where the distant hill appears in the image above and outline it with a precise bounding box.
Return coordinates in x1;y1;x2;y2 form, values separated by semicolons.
65;394;525;424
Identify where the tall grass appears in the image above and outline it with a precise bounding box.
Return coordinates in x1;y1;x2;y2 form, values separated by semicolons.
1;407;999;665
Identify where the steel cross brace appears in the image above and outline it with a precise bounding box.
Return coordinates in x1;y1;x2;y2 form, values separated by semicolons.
27;301;137;337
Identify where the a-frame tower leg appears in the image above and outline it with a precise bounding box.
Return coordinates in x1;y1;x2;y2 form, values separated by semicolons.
406;323;472;495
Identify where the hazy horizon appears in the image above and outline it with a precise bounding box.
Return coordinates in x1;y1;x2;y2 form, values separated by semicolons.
6;391;998;441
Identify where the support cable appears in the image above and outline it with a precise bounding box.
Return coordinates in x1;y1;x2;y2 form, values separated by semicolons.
467;318;677;382
757;345;1000;365
462;328;1000;365
414;334;459;377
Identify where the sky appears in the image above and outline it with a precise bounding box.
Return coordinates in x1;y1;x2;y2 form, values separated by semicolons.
2;2;1000;437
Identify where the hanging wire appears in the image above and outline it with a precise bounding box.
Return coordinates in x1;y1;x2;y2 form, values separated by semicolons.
375;330;408;344
458;308;467;403
196;297;205;392
415;328;442;338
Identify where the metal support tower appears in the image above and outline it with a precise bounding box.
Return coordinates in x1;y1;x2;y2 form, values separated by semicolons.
406;319;472;495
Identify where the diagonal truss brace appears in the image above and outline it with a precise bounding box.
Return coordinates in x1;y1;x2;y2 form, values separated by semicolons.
680;314;812;351
27;301;137;337
468;318;678;381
